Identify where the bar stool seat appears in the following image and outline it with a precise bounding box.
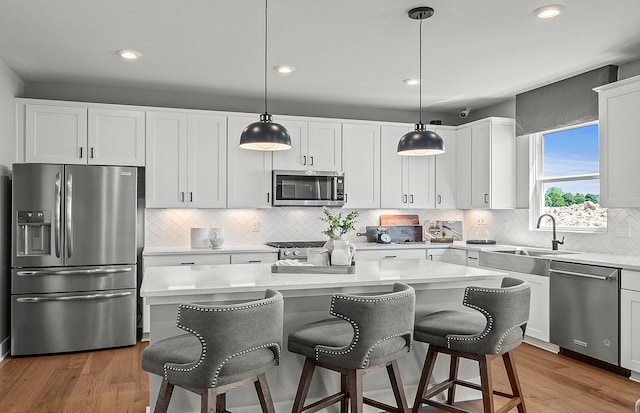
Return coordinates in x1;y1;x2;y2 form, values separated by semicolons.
412;277;531;413
142;289;284;413
288;283;415;413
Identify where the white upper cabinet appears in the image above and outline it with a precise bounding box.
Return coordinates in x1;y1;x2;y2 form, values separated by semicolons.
596;75;640;207
23;102;145;166
457;118;515;209
88;108;145;166
380;124;435;209
227;116;273;208
273;119;342;171
145;111;226;208
342;123;380;208
432;126;457;209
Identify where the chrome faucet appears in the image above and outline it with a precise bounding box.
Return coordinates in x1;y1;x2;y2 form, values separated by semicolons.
536;213;564;250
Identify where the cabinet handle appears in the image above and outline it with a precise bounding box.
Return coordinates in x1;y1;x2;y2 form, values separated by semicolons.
484;193;489;204
428;254;433;260
384;255;397;259
437;195;442;204
79;147;83;159
248;260;262;263
180;192;185;202
189;192;193;202
403;194;408;203
180;262;195;265
302;155;307;165
90;147;95;158
267;193;270;203
344;193;348;203
468;256;478;260
310;156;314;166
410;195;414;203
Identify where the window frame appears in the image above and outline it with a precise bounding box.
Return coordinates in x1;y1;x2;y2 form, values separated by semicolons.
529;120;606;233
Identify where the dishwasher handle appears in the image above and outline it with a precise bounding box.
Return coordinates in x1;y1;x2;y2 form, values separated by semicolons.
16;291;133;303
549;268;615;281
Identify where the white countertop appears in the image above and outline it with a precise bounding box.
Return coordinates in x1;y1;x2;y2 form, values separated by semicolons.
141;259;506;301
143;245;278;255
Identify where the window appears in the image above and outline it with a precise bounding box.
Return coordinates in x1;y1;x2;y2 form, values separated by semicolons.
531;121;606;231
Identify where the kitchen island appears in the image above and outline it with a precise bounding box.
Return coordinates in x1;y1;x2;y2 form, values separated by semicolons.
141;259;507;412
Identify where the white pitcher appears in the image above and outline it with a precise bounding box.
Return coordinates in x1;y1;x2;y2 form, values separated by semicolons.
330;239;356;266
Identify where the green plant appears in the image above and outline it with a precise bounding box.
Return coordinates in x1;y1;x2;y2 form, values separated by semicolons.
320;207;359;238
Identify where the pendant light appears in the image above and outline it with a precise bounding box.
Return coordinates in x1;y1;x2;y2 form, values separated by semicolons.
239;0;292;151
397;7;445;156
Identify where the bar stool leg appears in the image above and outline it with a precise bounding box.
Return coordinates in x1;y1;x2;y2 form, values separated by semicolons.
412;346;438;413
255;373;276;413
503;352;527;413
291;358;316;413
478;355;495;413
341;372;349;413
155;379;174;413
387;360;410;412
347;369;364;413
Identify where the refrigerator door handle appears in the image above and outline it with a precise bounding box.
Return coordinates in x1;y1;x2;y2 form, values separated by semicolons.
66;172;73;259
16;267;134;276
54;172;62;258
16;291;133;303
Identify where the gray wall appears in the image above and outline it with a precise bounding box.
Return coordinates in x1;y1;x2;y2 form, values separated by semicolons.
0;58;24;356
24;81;460;125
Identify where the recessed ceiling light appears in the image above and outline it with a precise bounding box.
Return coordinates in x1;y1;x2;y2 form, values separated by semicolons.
117;49;142;60
403;78;420;86
274;65;295;75
533;4;565;19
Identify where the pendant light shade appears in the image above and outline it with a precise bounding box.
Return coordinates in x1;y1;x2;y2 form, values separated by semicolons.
239;0;292;151
397;6;445;156
239;113;292;151
397;122;445;156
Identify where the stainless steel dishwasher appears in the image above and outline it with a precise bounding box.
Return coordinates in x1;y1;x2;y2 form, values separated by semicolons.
549;260;620;366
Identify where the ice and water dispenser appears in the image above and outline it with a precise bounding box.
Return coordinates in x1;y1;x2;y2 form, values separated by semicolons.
16;210;51;256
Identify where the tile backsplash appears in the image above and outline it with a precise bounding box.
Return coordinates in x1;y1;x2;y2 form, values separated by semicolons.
146;206;640;256
145;208;463;247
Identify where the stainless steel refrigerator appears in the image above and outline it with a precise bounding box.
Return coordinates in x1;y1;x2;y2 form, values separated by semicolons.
11;164;137;356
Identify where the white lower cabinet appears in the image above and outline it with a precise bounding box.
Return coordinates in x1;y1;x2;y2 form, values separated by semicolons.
230;252;278;264
621;270;640;373
426;249;446;261
440;248;467;265
510;272;549;342
354;248;426;261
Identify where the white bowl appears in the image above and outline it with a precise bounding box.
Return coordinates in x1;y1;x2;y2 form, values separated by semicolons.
209;238;225;249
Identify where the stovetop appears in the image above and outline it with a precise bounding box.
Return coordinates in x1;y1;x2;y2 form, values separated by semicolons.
266;241;326;249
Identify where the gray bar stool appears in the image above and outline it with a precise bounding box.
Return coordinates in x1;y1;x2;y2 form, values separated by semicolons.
142;289;284;413
411;277;530;413
288;283;415;413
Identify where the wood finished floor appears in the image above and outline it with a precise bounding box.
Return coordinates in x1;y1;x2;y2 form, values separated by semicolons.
0;341;638;412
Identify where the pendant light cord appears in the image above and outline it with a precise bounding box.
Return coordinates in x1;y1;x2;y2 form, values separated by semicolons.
264;0;268;115
419;16;423;125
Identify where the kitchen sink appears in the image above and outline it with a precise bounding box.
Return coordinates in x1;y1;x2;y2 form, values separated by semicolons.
478;248;577;276
493;248;578;257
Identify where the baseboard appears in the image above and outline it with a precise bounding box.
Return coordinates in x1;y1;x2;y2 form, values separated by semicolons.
524;336;559;353
629;370;640;383
0;336;10;361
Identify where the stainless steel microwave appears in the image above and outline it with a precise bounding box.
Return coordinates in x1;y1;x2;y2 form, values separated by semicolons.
272;170;345;207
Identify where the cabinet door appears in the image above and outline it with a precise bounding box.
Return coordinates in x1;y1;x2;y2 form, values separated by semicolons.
455;125;472;209
621;289;640;372
25;104;87;164
342;123;380;209
272;119;308;170
227;116;273;208
434;127;456;209
230;253;278;264
381;125;410;208
471;122;491;208
407;156;435;209
307;121;342;171
88;108;145;166
188;114;227;208
512;272;549;342
145;112;188;207
599;79;640;207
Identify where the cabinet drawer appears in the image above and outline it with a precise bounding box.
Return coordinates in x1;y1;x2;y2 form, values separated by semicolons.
622;270;640;291
467;250;480;267
354;249;425;261
144;254;231;267
230;253;278;264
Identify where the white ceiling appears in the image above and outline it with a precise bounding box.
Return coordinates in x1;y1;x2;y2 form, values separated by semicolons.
1;0;640;116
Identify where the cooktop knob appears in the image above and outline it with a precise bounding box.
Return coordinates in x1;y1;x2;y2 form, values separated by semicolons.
292;250;300;256
283;250;291;256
